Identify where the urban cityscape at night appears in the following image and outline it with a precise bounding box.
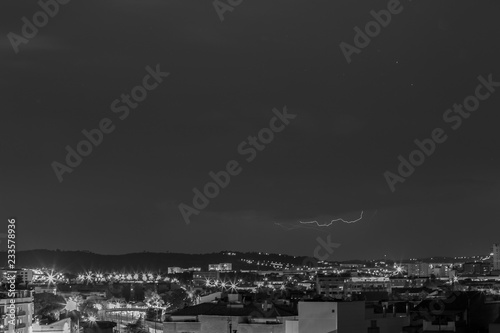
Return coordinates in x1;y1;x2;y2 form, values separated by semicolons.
2;0;500;332
5;247;500;332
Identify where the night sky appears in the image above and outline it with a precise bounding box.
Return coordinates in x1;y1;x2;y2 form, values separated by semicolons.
1;0;500;261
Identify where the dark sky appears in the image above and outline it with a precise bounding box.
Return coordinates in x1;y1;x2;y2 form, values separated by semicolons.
1;0;500;261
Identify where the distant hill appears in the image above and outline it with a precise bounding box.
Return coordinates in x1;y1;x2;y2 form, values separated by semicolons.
3;250;473;274
0;250;316;273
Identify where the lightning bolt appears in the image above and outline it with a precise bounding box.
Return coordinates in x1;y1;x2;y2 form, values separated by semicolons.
274;210;377;231
299;211;364;226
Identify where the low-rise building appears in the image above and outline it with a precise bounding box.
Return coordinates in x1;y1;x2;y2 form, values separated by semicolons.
167;267;202;274
33;286;57;294
389;277;427;288
299;300;410;333
345;277;392;293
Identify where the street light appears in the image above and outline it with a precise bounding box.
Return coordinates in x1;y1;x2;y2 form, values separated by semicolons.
227;317;237;333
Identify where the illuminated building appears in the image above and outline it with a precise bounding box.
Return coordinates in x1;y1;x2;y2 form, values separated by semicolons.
167;267;183;274
168;267;202;274
345;277;392;294
316;276;345;299
0;270;33;286
0;290;34;333
207;263;232;272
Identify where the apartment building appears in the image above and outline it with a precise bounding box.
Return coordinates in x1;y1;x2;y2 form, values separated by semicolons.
0;290;34;333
